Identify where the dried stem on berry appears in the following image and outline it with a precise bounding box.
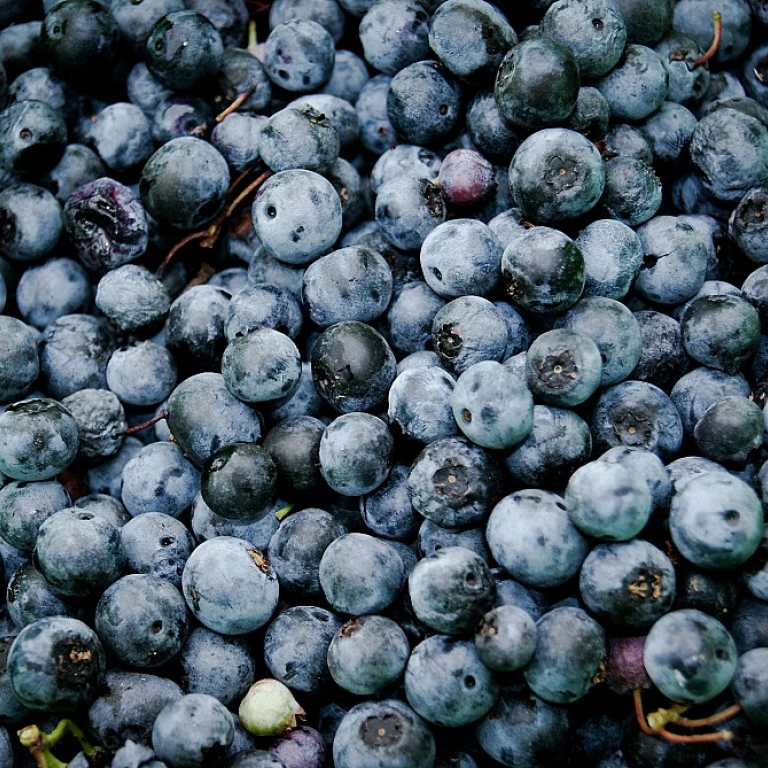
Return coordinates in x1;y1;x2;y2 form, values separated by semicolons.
155;166;273;277
691;12;723;68
117;409;168;436
216;88;254;122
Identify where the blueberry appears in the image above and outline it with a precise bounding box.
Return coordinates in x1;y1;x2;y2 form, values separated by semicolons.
509;128;605;224
311;320;397;413
8;616;105;711
0;183;62;263
16;257;91;330
688;109;768;203
670;471;763;569
405;634;499;728
635;215;711;305
431;295;508;374
631;310;688;392
452;359;534;449
475;605;536;673
494;38;579;129
409;546;495;635
557;296;642;387
40;0;120;85
420;218;502;299
319;532;404;614
321;48;369;103
95;574;189;669
644;609;737;704
595;44;669;122
579;539;676;629
327;615;409;695
429;0;517;81
388;365;457;444
303;246;393;326
140;137;230;231
375;175;447;251
214;47;272;115
332;699;435;768
387;60;464;147
252;169;341;265
264;605;342;694
107;341;177;408
39;313;115;399
200;442;276;522
409;436;502;528
166;285;230;373
682;294;761;374
523;606;606;704
6;561;87;628
34;507;123;597
319;412;393;496
505;229;584;316
146;10;224;92
505;405;592;490
153;94;214;145
525;329;602;408
178;627;255;710
640;103;698;177
591;380;683;460
95;265;170;335
486;489;588;588
152;693;234;768
694;395;763;466
263;20;335;93
85;102;154;174
270;0;346;43
466;90;522;164
360;463;420;541
61;387;126;463
121;442;200;519
0;399;78;482
121;511;195;588
599;156;663;227
541;0;627;78
576;219;644;300
166;372;263;468
0;316;38;403
475;689;570;768
732;647;768;727
355;74;399;154
729;187;768;265
181;536;279;635
359;0;430;76
267;508;347;598
567;86;611;140
383;282;444;358
565;460;653;541
270;726;326;768
653;32;711;108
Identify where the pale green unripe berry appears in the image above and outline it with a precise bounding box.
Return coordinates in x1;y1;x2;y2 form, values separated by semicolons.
238;679;305;737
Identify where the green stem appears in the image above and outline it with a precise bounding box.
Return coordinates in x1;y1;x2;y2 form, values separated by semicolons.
275;503;295;522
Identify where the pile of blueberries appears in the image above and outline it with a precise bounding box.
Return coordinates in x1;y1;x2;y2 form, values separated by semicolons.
1;0;768;766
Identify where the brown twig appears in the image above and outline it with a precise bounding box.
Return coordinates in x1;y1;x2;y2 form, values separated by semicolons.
216;88;254;123
691;11;723;68
117;410;168;436
657;727;733;744
675;703;742;729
